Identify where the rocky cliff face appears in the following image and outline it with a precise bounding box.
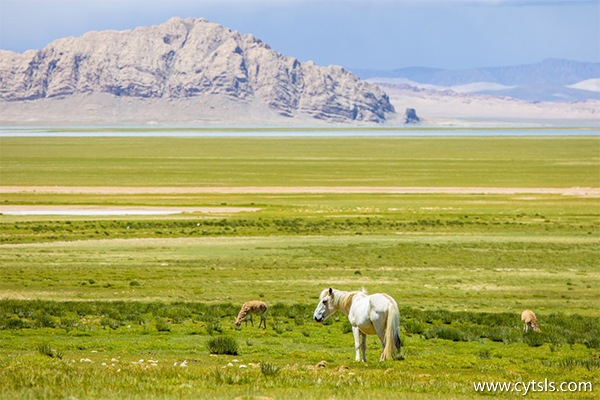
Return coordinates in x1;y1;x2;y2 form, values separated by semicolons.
0;17;394;123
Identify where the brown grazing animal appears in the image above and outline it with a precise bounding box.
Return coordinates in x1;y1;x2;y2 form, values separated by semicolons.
521;309;541;332
235;301;267;329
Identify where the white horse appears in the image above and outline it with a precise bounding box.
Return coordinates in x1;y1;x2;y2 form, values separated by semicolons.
313;287;401;362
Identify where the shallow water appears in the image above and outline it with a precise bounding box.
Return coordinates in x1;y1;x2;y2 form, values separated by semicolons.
0;126;598;137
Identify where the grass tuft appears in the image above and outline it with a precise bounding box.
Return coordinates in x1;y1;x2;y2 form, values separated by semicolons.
37;343;63;359
207;336;239;355
155;318;171;332
260;362;281;377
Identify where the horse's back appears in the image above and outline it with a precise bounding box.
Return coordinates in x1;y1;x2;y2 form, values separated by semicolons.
369;293;398;311
348;293;395;327
368;293;399;326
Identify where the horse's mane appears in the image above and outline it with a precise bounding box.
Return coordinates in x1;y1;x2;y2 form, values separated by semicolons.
332;288;367;315
339;292;358;313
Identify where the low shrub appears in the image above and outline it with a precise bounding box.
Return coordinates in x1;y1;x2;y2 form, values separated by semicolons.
207;336;239;355
260;362;281;377
155;318;171;332
35;314;58;329
403;319;426;335
5;317;29;330
206;321;223;335
424;326;467;342
545;357;600;370
340;321;353;334
523;331;548;347
37;343;63;359
272;324;284;335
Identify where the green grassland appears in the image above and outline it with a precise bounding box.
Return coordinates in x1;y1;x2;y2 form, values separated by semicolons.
0;135;599;399
1;136;599;187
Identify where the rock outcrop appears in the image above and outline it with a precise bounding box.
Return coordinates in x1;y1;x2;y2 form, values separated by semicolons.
0;17;394;124
403;108;420;124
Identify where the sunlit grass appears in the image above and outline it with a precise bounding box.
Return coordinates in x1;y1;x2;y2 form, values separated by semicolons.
0;300;598;399
0;135;598;398
1;136;598;187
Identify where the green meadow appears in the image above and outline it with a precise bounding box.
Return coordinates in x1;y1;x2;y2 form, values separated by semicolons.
1;136;599;187
0;135;599;399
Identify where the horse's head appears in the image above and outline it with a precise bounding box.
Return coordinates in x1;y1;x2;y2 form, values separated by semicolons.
313;287;336;323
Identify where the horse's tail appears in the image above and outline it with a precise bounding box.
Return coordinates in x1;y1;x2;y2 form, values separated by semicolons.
382;302;401;361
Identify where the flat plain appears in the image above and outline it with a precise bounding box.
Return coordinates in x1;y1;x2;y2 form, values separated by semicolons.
0;134;599;399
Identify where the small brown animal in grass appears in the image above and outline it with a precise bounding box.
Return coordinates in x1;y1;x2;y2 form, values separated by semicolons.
521;309;541;332
235;301;267;329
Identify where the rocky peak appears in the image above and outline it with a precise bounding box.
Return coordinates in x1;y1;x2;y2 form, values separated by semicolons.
403;108;420;124
0;17;394;123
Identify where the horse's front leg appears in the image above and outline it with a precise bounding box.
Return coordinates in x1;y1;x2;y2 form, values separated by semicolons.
352;327;364;362
352;327;367;362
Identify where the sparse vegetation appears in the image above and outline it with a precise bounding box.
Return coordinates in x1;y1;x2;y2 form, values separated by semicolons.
0;135;598;399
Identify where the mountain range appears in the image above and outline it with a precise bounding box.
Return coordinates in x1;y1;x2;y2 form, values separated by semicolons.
355;59;600;102
0;17;597;127
0;17;394;125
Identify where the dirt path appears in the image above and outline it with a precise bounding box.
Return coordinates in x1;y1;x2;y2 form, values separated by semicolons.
1;186;599;196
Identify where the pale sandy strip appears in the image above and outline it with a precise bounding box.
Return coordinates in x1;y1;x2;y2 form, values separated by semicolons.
0;205;260;214
1;186;599;196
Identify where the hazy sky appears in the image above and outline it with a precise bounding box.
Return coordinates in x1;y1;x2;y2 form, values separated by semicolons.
1;0;598;71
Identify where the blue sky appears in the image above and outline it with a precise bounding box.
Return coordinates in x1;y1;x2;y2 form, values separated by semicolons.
1;0;598;70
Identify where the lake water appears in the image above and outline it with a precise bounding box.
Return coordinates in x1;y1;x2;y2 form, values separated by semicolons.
0;126;598;137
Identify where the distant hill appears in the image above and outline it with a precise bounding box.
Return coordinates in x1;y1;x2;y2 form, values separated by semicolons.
354;59;600;102
0;17;394;125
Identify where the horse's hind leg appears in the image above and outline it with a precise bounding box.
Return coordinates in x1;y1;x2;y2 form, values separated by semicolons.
360;333;367;362
374;322;388;361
